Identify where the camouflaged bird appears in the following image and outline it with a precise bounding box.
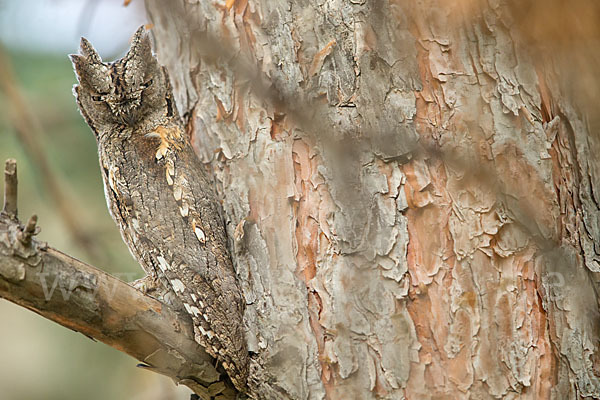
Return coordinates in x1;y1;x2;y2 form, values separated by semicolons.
70;26;249;391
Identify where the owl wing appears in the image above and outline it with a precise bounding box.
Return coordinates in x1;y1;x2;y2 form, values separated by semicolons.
105;136;249;390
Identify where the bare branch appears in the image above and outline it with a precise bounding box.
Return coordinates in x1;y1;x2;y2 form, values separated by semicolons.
0;160;237;400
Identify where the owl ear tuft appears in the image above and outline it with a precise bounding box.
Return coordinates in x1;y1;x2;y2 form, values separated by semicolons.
126;26;154;63
71;35;109;89
69;54;86;81
79;37;102;64
124;26;157;85
70;47;111;93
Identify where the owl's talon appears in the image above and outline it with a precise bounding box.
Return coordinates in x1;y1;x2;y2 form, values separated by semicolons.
131;275;160;294
131;275;182;309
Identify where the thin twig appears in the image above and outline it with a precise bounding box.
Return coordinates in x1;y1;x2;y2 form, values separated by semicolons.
2;159;17;219
17;214;38;245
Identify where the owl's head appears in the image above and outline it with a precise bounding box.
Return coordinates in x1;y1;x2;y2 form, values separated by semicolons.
71;26;169;134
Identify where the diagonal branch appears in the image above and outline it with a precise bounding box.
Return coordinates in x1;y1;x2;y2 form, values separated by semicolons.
0;159;237;400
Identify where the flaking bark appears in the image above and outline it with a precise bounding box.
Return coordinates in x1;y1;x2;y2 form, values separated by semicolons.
147;0;600;398
2;0;600;399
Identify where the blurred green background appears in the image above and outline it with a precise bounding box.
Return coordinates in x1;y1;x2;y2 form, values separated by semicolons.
0;1;190;399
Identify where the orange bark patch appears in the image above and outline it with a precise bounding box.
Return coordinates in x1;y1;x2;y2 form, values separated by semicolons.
292;139;322;281
214;96;231;124
291;138;336;396
309;40;336;77
270;113;287;141
493;143;558;241
401;16;559;397
225;0;236;11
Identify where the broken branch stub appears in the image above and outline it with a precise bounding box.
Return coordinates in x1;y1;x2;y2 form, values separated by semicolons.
2;159;17;219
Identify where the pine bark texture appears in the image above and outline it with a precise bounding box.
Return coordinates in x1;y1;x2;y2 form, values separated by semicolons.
146;0;600;398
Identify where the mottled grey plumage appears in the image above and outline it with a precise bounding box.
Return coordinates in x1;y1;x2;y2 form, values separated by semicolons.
70;26;248;391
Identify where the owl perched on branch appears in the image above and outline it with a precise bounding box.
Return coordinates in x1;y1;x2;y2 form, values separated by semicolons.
70;26;249;391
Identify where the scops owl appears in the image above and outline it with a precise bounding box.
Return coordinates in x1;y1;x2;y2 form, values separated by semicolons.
70;26;249;391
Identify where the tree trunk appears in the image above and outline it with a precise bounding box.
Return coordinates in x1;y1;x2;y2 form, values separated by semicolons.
145;0;600;398
2;0;596;399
